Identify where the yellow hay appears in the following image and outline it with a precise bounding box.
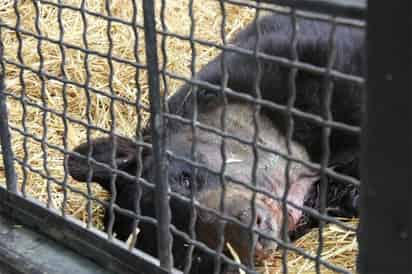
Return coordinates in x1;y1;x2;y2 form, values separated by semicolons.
256;218;358;273
227;242;247;274
0;0;357;272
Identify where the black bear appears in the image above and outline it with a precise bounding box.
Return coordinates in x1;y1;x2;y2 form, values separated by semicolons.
67;13;364;273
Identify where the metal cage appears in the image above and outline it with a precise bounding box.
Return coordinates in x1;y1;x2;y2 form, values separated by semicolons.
0;0;409;273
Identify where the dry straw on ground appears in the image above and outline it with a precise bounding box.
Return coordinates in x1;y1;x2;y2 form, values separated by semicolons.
0;0;358;272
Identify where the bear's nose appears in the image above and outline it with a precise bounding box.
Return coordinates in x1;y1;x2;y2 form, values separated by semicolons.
236;205;276;234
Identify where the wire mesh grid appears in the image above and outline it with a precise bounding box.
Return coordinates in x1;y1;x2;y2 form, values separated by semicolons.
0;0;365;273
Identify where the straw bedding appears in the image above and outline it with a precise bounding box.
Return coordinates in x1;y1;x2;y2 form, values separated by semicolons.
0;0;358;272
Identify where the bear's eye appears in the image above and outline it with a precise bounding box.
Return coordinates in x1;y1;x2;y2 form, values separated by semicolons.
200;89;217;101
180;171;192;188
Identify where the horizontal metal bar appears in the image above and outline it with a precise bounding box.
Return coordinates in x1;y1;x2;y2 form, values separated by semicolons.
247;0;366;19
0;213;114;274
0;188;182;274
0;14;365;86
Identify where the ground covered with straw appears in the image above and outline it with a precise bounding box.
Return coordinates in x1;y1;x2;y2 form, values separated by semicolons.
0;0;358;272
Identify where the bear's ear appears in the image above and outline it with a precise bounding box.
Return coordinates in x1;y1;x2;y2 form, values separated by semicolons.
67;136;145;192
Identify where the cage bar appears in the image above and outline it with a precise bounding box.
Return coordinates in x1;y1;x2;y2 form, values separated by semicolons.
0;187;181;274
0;33;17;193
359;1;412;272
0;0;371;273
142;0;174;271
246;0;365;19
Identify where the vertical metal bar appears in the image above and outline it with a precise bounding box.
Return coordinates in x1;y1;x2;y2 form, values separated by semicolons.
80;0;94;229
128;0;144;251
359;1;412;272
0;30;17;193
142;0;173;271
248;2;263;270
213;1;229;273
281;8;299;274
32;0;52;209
13;0;29;196
57;0;69;217
184;0;199;272
315;17;337;274
104;0;118;241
